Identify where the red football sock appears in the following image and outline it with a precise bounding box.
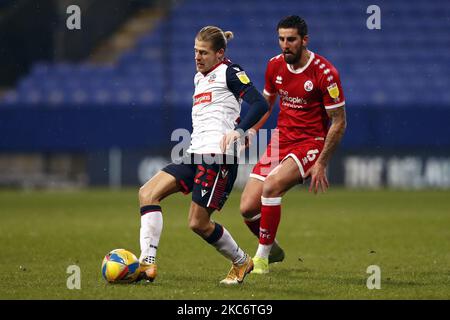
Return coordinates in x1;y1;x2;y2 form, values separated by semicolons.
244;214;261;238
259;197;282;245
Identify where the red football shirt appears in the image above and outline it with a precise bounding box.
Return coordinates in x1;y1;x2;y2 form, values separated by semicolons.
264;51;345;143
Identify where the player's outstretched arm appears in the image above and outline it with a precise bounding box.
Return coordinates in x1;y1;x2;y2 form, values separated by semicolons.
250;92;277;133
305;106;347;194
240;92;277;149
220;86;269;153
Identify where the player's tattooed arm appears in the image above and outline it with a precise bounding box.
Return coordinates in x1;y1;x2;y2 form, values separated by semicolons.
318;106;347;166
305;106;346;193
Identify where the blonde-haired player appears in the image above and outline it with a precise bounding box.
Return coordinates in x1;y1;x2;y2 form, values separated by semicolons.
137;26;269;284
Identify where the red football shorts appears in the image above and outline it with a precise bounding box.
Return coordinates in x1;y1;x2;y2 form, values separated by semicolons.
251;137;325;182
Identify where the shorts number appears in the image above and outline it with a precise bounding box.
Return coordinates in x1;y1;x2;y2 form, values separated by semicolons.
194;165;217;188
302;149;320;165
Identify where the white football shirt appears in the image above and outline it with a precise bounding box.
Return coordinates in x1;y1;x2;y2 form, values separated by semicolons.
188;60;253;156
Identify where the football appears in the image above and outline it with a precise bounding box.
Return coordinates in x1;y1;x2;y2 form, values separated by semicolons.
101;249;140;283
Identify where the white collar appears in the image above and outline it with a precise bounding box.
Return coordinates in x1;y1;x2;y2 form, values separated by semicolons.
286;51;315;74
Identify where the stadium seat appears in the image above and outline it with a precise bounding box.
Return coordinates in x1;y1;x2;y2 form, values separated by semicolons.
1;0;449;110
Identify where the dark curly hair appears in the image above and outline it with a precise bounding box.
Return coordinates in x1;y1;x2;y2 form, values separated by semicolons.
277;15;308;38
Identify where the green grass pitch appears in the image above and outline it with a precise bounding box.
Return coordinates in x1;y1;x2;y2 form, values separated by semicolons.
0;187;449;299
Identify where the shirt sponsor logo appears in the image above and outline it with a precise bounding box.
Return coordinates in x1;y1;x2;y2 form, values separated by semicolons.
193;92;212;106
279;89;307;108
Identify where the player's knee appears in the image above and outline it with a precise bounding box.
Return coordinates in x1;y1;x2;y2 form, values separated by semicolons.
262;176;283;198
240;194;260;219
188;219;209;237
138;186;160;205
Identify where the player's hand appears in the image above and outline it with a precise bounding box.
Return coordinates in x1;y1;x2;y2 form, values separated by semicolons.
220;130;242;153
304;162;329;194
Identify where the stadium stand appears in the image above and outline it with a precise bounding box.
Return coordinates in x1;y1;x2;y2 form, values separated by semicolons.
1;0;449;109
0;0;14;8
1;0;450;188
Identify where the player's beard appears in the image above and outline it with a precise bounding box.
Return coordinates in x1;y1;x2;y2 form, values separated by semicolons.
283;47;303;65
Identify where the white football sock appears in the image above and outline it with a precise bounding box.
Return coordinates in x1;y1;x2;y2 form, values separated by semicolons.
139;210;163;263
255;243;273;259
211;226;246;265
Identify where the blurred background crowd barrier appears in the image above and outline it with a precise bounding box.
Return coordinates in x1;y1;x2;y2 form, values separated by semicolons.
0;0;449;189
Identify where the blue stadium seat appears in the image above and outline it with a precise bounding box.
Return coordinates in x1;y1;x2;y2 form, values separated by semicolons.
1;0;449;109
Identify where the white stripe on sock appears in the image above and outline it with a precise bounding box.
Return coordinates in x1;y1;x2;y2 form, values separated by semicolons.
244;213;261;222
261;196;282;206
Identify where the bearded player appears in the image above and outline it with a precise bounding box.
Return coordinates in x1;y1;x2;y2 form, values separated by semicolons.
240;16;347;274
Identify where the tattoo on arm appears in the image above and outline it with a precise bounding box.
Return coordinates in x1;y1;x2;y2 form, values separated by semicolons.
317;106;347;166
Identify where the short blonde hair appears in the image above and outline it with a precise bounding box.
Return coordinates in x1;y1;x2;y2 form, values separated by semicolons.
196;26;234;52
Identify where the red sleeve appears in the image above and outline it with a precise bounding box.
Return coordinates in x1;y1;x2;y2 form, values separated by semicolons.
263;59;277;96
318;64;345;109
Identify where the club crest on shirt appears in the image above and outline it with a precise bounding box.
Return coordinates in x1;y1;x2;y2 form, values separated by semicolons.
327;83;340;99
236;71;250;84
208;74;216;83
304;80;314;92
